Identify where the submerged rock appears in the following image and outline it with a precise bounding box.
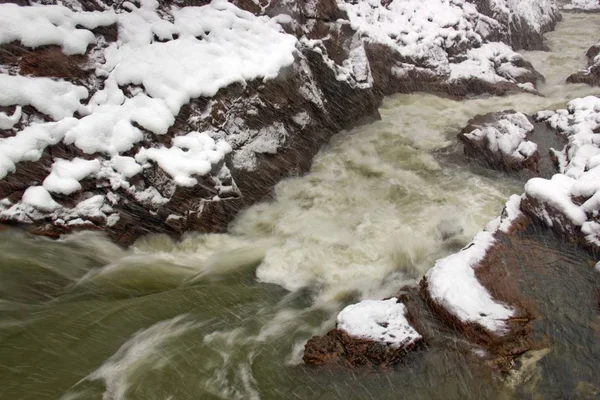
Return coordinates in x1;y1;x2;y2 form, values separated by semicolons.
0;0;557;244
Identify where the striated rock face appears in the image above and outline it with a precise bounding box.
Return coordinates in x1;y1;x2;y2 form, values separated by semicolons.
567;41;600;86
459;111;540;173
0;0;557;245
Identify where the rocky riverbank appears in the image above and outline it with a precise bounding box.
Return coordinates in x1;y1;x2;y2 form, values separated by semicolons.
305;95;600;372
0;0;559;245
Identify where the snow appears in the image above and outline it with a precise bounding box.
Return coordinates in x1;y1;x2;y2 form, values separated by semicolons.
338;0;482;65
449;43;527;84
564;0;600;11
101;0;297;115
43;158;101;195
463;112;537;160
0;106;21;130
338;0;534;88
63;92;174;154
525;175;587;226
0;0;298;212
425;195;522;333
489;0;558;34
336;297;422;347
0;75;89;121
135;131;232;187
0;118;78;179
21;186;61;212
531;96;600;246
0;3;116;54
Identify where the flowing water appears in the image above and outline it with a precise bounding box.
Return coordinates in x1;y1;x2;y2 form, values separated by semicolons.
1;13;600;400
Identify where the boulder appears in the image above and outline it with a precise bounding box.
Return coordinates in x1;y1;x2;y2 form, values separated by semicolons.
567;42;600;86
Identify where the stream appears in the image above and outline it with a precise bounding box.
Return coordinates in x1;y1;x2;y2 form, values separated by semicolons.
1;12;600;400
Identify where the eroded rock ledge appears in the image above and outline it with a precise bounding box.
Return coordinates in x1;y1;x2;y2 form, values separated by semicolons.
0;0;559;245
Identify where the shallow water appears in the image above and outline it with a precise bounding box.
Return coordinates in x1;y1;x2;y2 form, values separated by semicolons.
1;13;600;400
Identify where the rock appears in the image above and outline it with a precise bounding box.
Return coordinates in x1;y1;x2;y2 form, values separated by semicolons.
0;0;552;245
303;298;423;367
567;42;600;86
522;97;600;253
468;0;561;50
459;111;540;173
563;0;600;12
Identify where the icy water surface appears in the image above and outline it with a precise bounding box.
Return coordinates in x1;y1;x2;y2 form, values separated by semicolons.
1;13;600;400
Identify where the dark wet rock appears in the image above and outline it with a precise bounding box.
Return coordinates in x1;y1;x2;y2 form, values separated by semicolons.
567;41;600;86
303;328;423;368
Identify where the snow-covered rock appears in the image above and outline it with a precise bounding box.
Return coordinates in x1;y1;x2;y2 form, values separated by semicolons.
303;297;423;367
522;96;600;250
459;110;540;172
563;0;600;12
0;0;557;244
423;195;522;334
567;41;600;86
336;298;422;347
469;0;560;50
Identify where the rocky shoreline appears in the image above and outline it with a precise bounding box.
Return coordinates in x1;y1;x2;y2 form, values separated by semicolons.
0;0;598;381
0;0;559;245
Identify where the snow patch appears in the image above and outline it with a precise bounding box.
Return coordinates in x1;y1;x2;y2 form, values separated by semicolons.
337;297;421;347
0;3;116;54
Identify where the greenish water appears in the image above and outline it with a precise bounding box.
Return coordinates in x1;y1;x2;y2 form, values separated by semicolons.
1;12;600;400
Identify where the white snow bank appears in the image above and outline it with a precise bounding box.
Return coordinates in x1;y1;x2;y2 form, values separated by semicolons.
338;0;533;87
63;92;174;155
135;131;232;187
337;297;422;347
524;175;587;226
0;3;116;55
463;112;537;160
425;195;523;333
43;158;101;195
0;75;88;120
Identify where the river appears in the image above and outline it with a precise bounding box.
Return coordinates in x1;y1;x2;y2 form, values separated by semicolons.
0;12;599;400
